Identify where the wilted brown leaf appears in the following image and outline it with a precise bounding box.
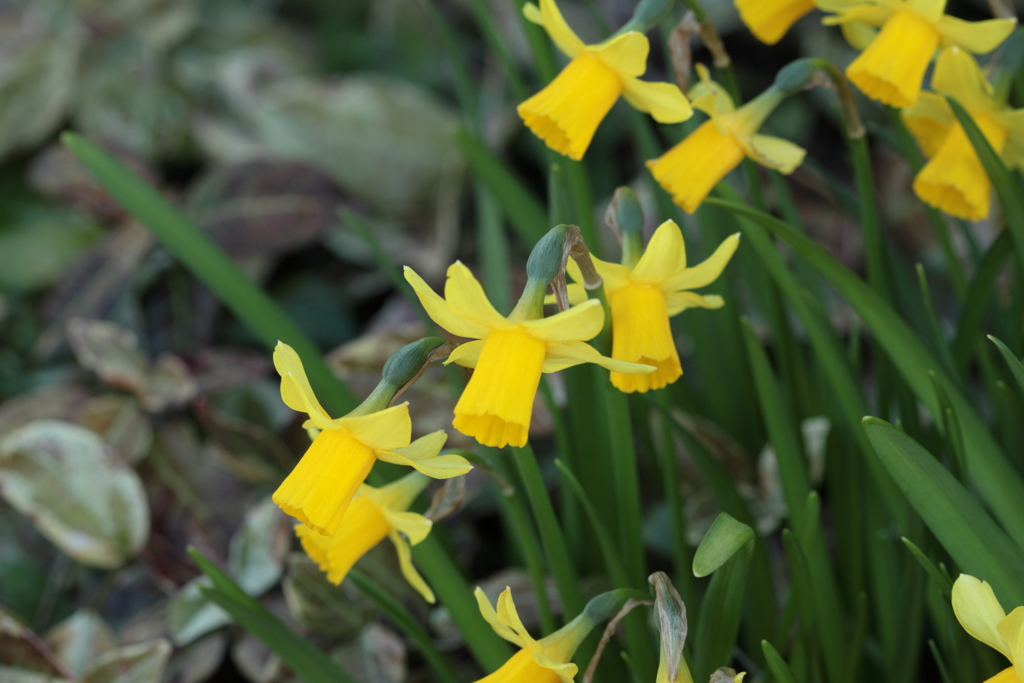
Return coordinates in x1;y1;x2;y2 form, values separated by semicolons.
44;611;116;680
81;640;172;683
73;394;154;465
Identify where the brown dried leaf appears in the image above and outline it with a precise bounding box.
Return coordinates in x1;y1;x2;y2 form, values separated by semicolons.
73;394;154;465
44;611;116;679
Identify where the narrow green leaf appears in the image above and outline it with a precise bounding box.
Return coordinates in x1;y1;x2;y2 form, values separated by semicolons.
951;232;1012;372
706;197;1024;550
693;524;753;681
762;640;799;683
862;418;1024;606
190;548;355;683
901;537;953;594
989;335;1024;396
693;513;753;578
915;264;960;383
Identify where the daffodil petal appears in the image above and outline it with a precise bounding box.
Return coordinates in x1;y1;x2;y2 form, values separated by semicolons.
336;403;412;451
382;509;433;544
446;339;486;368
475;587;525;647
593;31;649;76
662;233;740;291
903;92;955;159
997;608;1024;674
520;299;604;341
745;134;806;173
907;0;945;23
446;262;515;332
952;574;1011;658
544;340;656;374
996;109;1024;170
589;256;633;291
689;66;735;116
389;531;435;603
404;266;490;339
532;651;578;683
932;47;996;112
283;374;337;431
666;292;725;315
631;220;687;283
822;5;890;27
621;77;693;123
274;342;333;424
393;429;447;459
376;449;474;479
936;16;1016;54
534;0;585;58
544;283;589;306
497;588;538;648
840;21;878;51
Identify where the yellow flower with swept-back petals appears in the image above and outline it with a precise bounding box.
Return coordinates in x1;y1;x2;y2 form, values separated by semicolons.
296;471;437;602
560;220;739;393
952;574;1024;683
823;0;1015;108
404;262;653;448
473;587;592;682
735;0;816;45
272;342;471;537
517;0;692;161
903;47;1024;220
648;66;805;214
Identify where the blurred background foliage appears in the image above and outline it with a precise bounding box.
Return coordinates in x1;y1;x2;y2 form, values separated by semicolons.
0;0;1020;681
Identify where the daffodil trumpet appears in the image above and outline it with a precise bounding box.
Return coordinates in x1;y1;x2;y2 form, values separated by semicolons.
297;471;437;602
272;340;472;537
902;47;1024;221
405;226;654;448
648;64;806;214
822;0;1016;108
473;586;645;682
517;0;692;161
735;0;815;45
554;218;739;393
951;574;1024;683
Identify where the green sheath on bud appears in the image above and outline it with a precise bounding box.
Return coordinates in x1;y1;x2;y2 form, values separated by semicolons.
353;336;449;414
606;186;645;268
772;59;818;96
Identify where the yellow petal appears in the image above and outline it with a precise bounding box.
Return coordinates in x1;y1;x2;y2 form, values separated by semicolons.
543;283;589;306
519;54;623;160
543;339;657;374
630;220;687;284
744;134;806;173
364;470;432;510
295;496;391;584
998;608;1024;675
984;668;1022;683
497;588;537;647
666;292;726;315
446;339;486;368
389;531;435;603
662;233;740;291
475;648;563;683
593;31;649;77
608;284;681;393
902;92;955;159
841;21;879;51
336;403;412;451
404;266;490;339
446;262;515;332
531;0;585;59
936;16;1016;54
531;651;578;683
688;66;735;116
735;0;815;45
274;342;333;426
907;0;945;23
454;330;547;448
583;255;633;292
996;109;1024;170
932;47;996;112
622;77;693;123
381;509;433;544
375;430;472;479
475;587;526;647
520;299;604;341
647;120;746;214
273;429;377;537
952;574;1011;658
822;5;891;28
845;9;939;108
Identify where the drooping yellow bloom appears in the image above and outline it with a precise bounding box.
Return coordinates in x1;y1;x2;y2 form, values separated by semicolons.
648;66;805;214
735;0;816;45
473;587;591;682
560;221;739;393
517;0;692;160
405;262;653;448
272;342;471;537
902;47;1024;220
823;0;1016;108
296;471;437;602
952;574;1024;683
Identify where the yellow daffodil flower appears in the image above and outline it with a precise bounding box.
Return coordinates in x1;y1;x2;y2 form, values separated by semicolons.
272;342;471;537
559;220;739;393
735;0;816;45
296;471;437;602
517;0;692;161
404;262;653;448
823;0;1016;108
952;574;1024;683
648;66;805;214
473;587;592;682
902;47;1024;220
